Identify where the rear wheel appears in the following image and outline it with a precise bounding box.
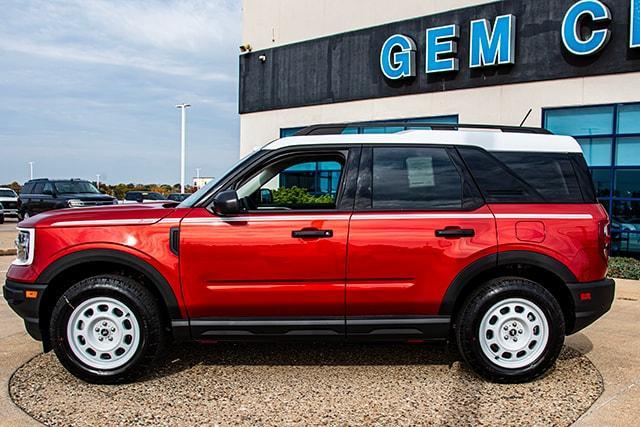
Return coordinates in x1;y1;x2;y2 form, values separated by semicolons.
50;275;165;384
455;277;565;383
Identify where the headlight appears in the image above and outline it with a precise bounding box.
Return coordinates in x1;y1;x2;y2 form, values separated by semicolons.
13;228;34;266
67;199;85;208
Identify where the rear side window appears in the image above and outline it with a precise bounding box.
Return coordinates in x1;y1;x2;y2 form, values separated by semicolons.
458;147;592;203
32;182;45;194
372;147;462;209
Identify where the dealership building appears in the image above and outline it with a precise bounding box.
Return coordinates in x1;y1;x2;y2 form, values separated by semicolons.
239;0;640;254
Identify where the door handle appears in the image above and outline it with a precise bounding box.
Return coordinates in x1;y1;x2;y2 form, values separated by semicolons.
292;229;333;238
435;227;475;238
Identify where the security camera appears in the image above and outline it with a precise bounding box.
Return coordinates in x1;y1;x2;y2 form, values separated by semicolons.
239;43;252;53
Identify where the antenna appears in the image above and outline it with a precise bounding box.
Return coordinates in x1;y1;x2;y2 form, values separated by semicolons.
519;108;533;127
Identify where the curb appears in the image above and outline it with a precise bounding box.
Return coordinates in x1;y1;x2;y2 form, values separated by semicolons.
0;248;16;256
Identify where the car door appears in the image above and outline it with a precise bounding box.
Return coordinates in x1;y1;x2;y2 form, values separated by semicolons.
28;181;45;214
179;146;360;340
345;145;497;340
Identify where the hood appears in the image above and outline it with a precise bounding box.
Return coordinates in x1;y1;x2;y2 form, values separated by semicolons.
19;202;179;229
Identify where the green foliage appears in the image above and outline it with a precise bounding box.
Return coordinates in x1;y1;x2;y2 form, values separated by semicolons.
608;257;640;280
272;186;334;205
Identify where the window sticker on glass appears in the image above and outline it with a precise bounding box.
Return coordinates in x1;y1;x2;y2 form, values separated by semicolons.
406;156;434;188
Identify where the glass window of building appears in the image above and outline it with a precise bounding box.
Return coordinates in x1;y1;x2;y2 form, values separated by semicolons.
544;103;640;256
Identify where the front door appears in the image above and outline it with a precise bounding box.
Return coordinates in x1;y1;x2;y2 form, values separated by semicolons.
346;146;497;340
180;147;359;339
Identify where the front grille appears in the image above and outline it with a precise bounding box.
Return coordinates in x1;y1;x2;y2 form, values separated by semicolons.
2;201;17;209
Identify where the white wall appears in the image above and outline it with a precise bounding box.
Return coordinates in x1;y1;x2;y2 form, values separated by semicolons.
240;72;640;155
242;0;491;50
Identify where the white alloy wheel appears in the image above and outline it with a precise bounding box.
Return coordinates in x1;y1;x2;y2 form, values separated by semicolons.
478;298;549;369
66;296;141;370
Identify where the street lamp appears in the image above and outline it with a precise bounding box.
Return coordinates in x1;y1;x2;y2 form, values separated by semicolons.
176;103;191;193
196;168;201;179
96;174;100;189
28;161;34;180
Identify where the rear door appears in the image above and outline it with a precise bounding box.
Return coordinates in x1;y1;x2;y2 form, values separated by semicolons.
346;145;497;340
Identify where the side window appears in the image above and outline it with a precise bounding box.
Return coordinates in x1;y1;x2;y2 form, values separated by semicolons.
236;154;345;210
21;183;34;194
371;147;463;209
43;183;54;194
32;182;45;194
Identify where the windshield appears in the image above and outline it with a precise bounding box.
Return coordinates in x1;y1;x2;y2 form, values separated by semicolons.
179;149;264;208
54;181;100;194
0;189;16;197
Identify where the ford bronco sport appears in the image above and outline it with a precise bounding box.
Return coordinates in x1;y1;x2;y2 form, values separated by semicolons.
3;123;614;384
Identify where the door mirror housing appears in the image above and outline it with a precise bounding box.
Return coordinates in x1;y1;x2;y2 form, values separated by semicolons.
213;190;243;216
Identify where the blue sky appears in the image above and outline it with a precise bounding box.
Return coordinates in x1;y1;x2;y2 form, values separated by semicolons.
0;0;241;185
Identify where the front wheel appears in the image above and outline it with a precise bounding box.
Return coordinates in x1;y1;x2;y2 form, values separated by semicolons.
50;275;166;384
455;277;565;383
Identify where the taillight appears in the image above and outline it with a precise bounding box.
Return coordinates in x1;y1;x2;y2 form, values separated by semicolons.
598;219;610;259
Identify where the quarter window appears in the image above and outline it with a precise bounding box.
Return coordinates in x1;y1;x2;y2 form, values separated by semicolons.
371;147;462;209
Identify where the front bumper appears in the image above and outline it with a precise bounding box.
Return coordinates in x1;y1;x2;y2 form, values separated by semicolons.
3;279;47;340
2;208;18;217
567;278;615;334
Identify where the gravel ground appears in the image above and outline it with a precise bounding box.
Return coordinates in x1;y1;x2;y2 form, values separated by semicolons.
10;343;602;426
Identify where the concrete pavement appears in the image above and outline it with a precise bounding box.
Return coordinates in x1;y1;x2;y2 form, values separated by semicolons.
0;256;40;426
0;248;639;425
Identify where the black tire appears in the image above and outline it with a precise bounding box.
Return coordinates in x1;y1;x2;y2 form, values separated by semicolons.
50;275;166;384
455;277;565;383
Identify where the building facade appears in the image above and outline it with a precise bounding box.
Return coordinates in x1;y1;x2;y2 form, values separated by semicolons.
239;0;640;254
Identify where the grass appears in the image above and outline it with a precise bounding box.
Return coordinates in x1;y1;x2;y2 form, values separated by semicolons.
608;257;640;280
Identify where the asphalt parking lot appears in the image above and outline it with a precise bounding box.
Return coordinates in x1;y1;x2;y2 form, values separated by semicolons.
0;222;639;426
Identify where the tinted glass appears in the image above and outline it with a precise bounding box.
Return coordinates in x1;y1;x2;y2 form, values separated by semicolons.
493;152;584;202
614;169;640;198
617;104;640;134
0;189;16;197
457;148;536;202
611;200;640;255
590;169;611;197
21;183;34;194
575;137;612;166
616;137;640;166
32;182;44;194
125;192;138;200
544;105;614;136
54;181;99;194
372;147;462;209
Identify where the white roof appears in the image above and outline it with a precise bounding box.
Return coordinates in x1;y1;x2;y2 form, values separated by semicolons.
264;129;582;153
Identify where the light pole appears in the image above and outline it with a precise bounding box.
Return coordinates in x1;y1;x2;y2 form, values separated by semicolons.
196;168;201;179
96;174;100;189
176;103;191;193
28;161;34;180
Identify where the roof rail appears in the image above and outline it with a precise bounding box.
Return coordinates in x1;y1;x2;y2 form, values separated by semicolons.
293;122;552;136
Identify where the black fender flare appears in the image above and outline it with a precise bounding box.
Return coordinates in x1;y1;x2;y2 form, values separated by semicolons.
37;248;183;319
438;250;577;315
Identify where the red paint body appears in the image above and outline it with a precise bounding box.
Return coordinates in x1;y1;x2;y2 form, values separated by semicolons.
7;201;609;321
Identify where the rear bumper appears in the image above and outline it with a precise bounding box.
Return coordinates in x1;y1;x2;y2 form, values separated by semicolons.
567;278;615;334
2;279;46;340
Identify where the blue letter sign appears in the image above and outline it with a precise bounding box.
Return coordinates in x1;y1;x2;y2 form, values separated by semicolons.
380;34;416;80
562;0;611;55
469;14;516;68
632;0;640;48
425;24;460;73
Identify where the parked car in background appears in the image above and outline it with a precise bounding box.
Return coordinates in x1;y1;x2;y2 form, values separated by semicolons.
167;193;190;202
18;179;116;219
0;188;19;218
123;191;166;204
0;203;4;224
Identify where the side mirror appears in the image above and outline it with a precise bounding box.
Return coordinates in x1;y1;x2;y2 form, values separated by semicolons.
213;190;243;216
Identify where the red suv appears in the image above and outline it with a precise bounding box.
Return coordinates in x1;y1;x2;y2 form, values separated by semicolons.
4;123;614;384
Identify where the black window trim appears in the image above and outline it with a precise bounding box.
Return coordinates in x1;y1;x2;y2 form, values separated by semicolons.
356;143;485;212
203;145;362;214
